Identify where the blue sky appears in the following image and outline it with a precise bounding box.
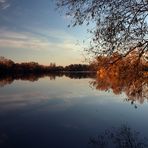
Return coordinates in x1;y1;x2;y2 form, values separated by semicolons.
0;0;88;66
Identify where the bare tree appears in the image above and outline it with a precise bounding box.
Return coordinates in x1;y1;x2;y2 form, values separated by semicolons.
57;0;148;59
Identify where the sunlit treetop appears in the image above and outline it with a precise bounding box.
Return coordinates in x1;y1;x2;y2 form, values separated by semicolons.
57;0;148;58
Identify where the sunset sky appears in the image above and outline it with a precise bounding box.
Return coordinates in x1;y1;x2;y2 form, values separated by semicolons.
0;0;88;66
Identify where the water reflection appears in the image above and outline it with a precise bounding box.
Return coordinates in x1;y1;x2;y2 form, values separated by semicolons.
89;125;147;148
0;74;148;148
1;69;148;105
0;72;95;87
91;67;148;105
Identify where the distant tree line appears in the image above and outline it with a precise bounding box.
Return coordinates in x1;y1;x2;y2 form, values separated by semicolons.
0;57;96;75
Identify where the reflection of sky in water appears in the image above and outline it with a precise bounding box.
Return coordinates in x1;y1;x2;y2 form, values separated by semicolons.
0;77;148;148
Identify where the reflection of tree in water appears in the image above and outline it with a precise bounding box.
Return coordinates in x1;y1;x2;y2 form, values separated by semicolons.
0;72;95;87
0;78;13;87
91;53;148;105
89;125;147;148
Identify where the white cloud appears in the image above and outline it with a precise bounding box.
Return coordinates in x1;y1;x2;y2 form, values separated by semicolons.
0;28;81;51
27;27;84;51
0;0;10;10
0;0;6;3
2;3;10;9
27;27;76;41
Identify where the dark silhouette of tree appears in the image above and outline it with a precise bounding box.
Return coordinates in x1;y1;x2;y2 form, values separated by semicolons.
0;57;93;75
0;57;96;87
89;125;148;148
57;0;148;60
65;64;91;71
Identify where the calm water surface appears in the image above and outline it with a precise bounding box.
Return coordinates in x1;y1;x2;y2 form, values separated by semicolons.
0;76;148;148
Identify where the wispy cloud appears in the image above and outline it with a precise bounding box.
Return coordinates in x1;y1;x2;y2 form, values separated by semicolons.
0;0;6;3
0;0;10;10
0;28;81;51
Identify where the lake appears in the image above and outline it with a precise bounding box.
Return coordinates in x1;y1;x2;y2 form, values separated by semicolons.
0;75;148;148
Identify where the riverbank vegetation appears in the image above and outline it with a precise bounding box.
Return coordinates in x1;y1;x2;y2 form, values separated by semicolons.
0;56;95;75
